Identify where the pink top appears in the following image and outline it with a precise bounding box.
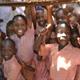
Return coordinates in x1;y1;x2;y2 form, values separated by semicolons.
34;55;50;80
3;56;24;80
11;26;35;63
40;43;80;80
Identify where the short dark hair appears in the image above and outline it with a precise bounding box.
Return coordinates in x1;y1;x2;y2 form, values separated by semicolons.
2;38;15;48
13;14;27;24
6;20;13;28
56;20;71;35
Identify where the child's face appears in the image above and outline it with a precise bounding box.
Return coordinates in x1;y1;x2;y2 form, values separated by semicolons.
36;12;46;27
56;24;70;46
13;17;27;37
2;42;16;60
7;24;14;36
50;32;56;43
71;33;80;48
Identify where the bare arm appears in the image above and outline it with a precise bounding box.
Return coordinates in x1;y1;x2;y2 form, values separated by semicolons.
33;5;53;54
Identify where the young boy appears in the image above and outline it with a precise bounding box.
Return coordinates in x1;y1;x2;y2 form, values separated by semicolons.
35;6;47;36
2;38;24;80
39;20;80;80
11;14;34;63
11;14;35;80
33;5;53;80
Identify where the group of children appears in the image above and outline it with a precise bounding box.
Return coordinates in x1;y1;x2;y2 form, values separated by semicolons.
0;4;80;80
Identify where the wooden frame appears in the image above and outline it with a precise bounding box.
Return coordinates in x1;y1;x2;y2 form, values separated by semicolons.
0;0;79;6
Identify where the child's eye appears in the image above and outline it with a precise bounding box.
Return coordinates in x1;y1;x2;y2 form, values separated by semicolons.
14;23;19;27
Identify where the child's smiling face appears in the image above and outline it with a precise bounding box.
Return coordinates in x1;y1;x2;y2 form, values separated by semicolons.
13;16;27;38
56;23;70;46
2;39;16;61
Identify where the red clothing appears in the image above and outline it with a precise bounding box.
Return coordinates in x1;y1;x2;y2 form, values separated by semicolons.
34;54;50;80
40;43;80;80
3;56;24;80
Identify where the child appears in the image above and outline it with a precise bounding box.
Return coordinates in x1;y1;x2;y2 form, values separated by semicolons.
6;20;15;37
33;5;53;80
39;20;80;80
11;14;35;80
2;38;24;80
35;6;47;36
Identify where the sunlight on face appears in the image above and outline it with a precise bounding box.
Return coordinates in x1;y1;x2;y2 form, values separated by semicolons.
57;56;71;71
57;33;67;40
60;23;66;28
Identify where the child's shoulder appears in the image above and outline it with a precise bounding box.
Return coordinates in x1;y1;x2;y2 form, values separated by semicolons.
73;47;80;54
